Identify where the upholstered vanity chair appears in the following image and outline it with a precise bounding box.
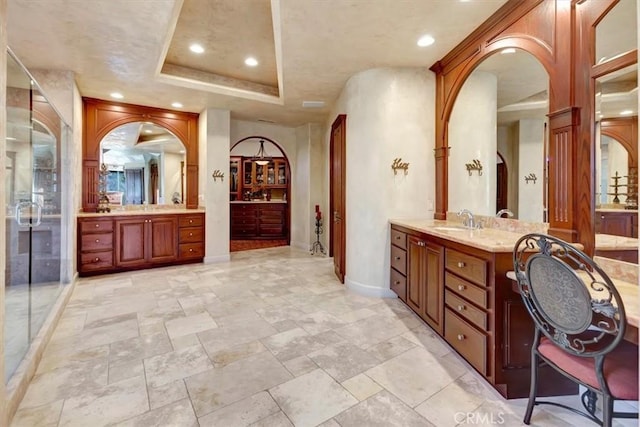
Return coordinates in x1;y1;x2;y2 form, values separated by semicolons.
513;233;638;426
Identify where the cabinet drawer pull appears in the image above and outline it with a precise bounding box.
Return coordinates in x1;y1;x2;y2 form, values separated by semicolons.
95;224;100;228
457;262;466;268
458;285;465;291
457;305;465;312
601;215;605;219
395;235;401;240
189;232;193;236
457;334;465;341
189;248;194;252
189;219;193;224
95;239;100;243
394;280;401;285
94;257;100;262
394;256;401;260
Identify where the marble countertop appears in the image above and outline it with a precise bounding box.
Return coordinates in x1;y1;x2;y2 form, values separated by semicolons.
389;219;527;253
595;233;639;250
78;208;205;218
596;208;638;213
230;200;287;204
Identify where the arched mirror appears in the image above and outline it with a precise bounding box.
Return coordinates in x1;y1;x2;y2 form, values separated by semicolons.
592;0;638;261
448;48;549;221
82;98;199;211
100;122;186;206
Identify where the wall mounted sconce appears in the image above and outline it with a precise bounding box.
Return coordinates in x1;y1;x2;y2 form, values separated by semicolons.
524;173;537;184
465;159;483;176
212;170;224;182
391;158;409;175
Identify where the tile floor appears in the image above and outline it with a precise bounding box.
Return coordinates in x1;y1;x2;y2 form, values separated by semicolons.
10;246;638;426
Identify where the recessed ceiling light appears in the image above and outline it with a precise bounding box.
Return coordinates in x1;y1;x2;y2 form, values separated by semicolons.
6;137;16;141
245;57;259;67
620;110;633;115
144;129;153;134
171;102;183;108
500;48;516;54
189;43;204;54
110;92;123;99
417;35;435;47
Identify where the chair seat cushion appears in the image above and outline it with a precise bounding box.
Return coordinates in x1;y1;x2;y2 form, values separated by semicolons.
539;337;638;400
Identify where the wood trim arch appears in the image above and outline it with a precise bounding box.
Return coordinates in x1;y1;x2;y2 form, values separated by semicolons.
600;117;638;171
82;98;199;211
431;0;560;221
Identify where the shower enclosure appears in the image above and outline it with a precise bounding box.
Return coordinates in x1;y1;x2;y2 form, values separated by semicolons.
5;50;70;382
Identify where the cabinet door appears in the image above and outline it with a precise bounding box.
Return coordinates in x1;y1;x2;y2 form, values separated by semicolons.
597;212;633;237
149;216;178;263
424;241;444;334
407;236;426;315
115;218;146;267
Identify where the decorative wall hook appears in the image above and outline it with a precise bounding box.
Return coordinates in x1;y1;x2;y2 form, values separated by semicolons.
465;159;483;176
212;170;224;182
391;158;410;175
524;173;537;184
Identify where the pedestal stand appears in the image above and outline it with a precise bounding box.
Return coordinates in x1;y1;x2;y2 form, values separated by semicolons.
310;218;325;255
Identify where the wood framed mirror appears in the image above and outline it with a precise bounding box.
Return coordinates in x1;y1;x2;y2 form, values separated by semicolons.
82;98;199;211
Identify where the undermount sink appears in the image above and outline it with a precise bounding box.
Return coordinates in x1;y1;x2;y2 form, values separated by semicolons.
432;226;468;232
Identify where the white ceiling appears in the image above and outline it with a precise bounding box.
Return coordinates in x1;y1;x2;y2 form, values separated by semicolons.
7;0;509;127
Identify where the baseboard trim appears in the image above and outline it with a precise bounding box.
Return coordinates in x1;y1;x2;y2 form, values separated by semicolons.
204;254;231;264
290;240;309;251
345;276;396;298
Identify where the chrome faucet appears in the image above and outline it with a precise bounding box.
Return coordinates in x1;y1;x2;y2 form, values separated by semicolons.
457;209;481;229
496;209;514;218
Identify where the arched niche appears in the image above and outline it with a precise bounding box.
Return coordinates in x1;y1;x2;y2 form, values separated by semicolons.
600;117;638;172
82;98;199;211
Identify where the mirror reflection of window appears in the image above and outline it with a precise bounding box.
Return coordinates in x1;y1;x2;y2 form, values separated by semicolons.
99;122;186;206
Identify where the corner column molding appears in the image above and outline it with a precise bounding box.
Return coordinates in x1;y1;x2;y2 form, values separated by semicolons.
547;107;580;244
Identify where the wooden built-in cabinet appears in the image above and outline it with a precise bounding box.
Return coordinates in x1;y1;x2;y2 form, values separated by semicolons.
78;212;204;276
595;210;638;238
390;225;576;399
232;157;289;201
230;202;286;239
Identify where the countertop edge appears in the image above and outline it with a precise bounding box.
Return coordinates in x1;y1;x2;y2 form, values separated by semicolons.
77;209;205;218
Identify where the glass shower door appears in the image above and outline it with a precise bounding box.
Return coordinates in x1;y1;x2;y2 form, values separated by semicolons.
5;51;63;382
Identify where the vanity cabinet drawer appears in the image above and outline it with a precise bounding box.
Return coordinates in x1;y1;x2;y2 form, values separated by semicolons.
390;245;407;275
445;272;487;308
81;233;113;251
445;309;487;375
390;267;406;301
80;219;113;233
446;249;487;286
179;242;204;259
178;215;204;228
390;228;407;250
445;290;487;329
179;227;203;243
80;251;114;270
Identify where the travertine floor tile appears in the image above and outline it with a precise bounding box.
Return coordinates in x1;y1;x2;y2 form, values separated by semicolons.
269;369;357;427
197;391;280;426
334;390;433;427
12;246;612;427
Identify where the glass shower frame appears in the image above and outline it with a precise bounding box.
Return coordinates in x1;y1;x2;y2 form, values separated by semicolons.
4;49;70;383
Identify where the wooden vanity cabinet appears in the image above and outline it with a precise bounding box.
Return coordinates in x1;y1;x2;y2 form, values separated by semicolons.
595;210;638;238
78;212;204;276
115;215;178;267
230;203;286;239
389;224;576;399
389;228;407;301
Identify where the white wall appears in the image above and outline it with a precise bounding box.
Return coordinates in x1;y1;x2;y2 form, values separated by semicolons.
292;124;311;250
200;109;231;263
448;71;497;217
308;123;325;247
326;68;435;297
517;119;545;221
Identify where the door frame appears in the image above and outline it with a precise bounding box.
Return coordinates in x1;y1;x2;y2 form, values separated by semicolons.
329;114;346;282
